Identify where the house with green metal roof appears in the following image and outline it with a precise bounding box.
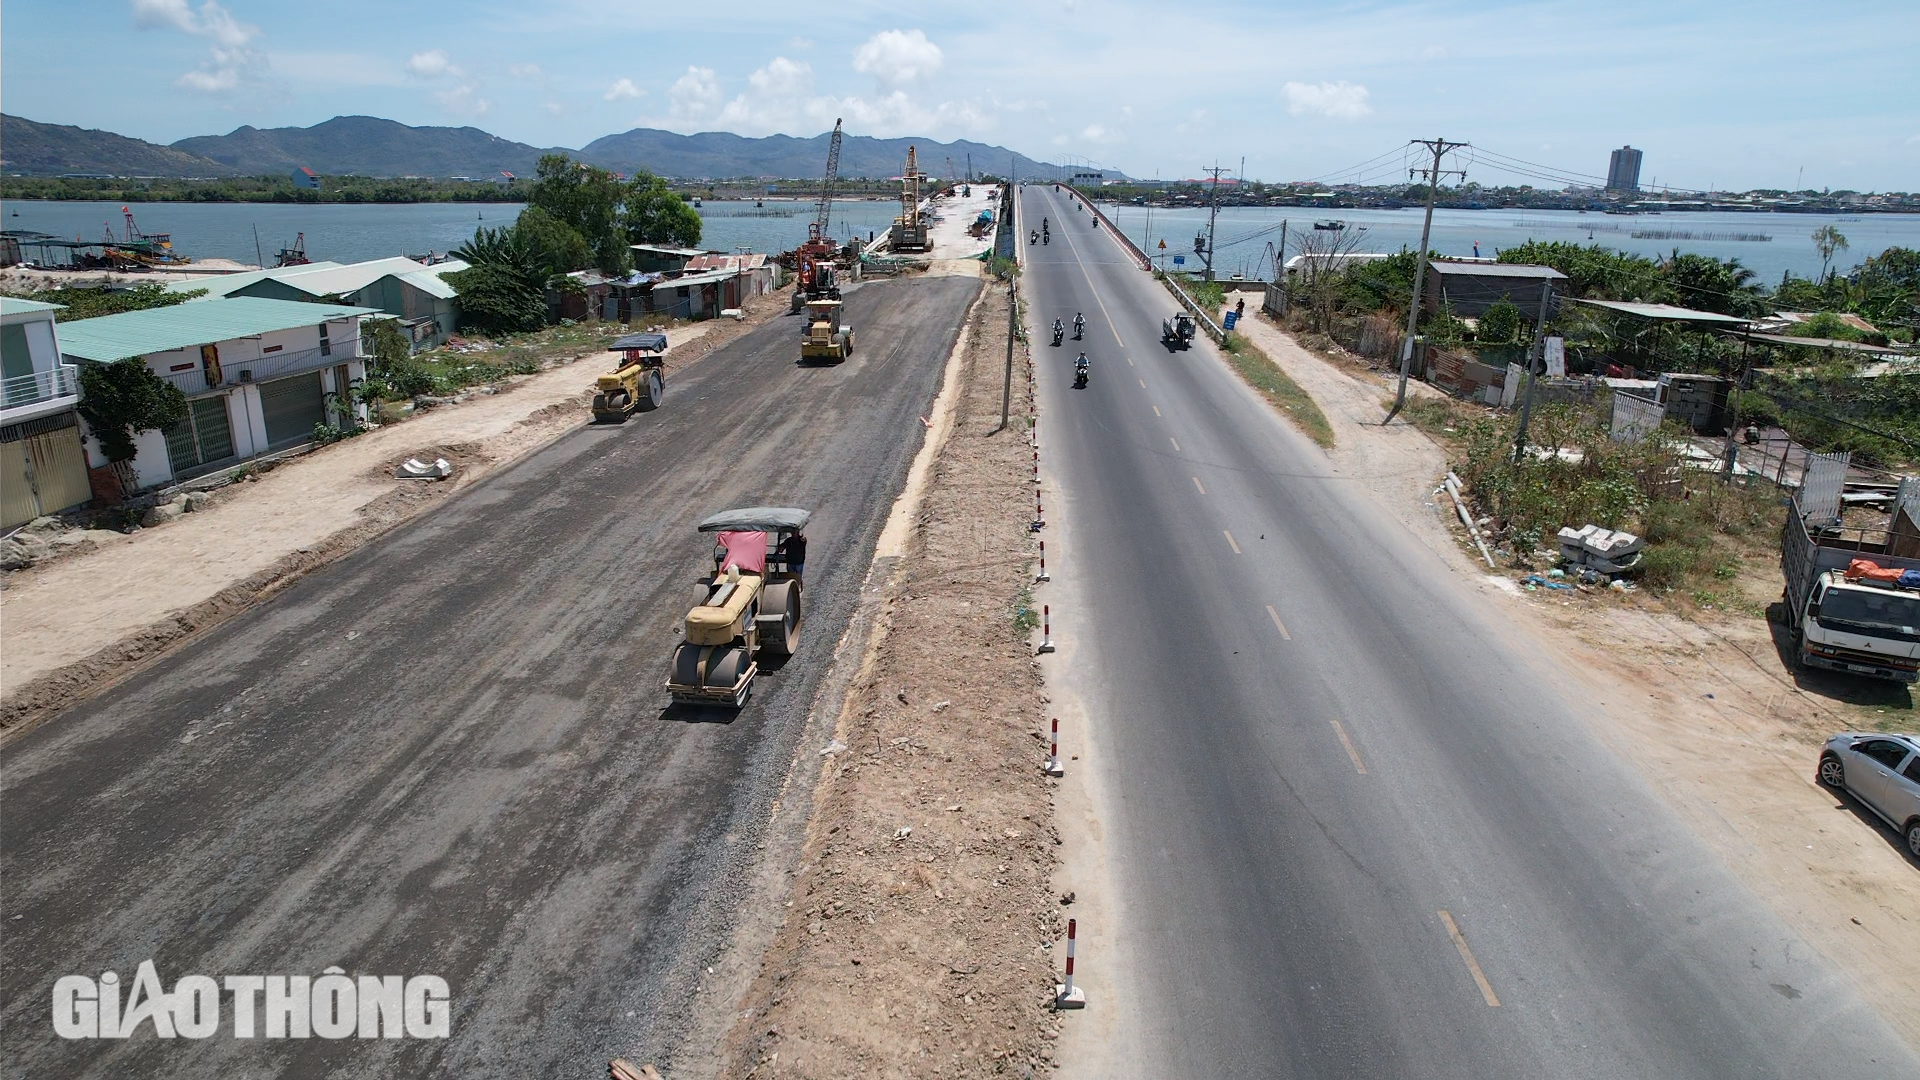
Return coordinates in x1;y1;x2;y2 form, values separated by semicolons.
58;296;379;489
168;256;469;350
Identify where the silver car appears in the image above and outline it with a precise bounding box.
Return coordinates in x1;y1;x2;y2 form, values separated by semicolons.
1819;731;1920;858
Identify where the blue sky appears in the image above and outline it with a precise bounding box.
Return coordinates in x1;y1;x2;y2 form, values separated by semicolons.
3;0;1915;190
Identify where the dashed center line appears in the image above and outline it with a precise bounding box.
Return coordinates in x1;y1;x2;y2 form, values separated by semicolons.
1264;604;1289;639
1169;437;1181;451
1138;378;1147;389
1192;476;1206;494
1127;357;1136;367
1439;911;1502;1007
1152;405;1162;416
1329;719;1366;774
1223;530;1241;554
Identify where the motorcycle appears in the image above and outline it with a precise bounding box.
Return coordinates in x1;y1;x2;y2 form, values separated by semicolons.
1030;230;1039;245
1051;320;1065;346
1043;234;1050;245
1073;357;1089;389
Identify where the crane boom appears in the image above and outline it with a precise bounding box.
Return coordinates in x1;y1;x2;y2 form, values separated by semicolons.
812;118;843;243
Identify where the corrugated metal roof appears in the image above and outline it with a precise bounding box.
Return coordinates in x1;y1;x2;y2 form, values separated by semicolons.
1;297;64;315
56;296;378;363
1572;299;1750;324
1744;332;1904;354
394;260;469;301
167;262;346;298
652;268;738;291
631;244;708;257
1428;261;1569;280
256;257;434;298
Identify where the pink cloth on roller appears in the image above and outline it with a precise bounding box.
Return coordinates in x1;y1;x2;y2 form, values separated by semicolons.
716;531;767;574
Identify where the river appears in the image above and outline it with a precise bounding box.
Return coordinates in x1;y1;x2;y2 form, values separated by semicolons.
1091;203;1920;284
0;199;910;268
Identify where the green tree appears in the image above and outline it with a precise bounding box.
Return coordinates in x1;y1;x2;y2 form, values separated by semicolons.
1477;297;1525;344
0;282;204;321
448;225;548;333
1497;241;1661;300
527;154;631;275
76;358;188;463
1657;250;1765;317
1811;225;1848;282
512;205;592;276
623;171;703;248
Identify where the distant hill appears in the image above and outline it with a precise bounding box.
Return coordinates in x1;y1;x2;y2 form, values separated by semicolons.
1;114;232;177
578;128;1066;180
3;113;1091;182
169;115;562;178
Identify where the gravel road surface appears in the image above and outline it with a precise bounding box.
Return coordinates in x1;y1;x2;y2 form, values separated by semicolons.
0;275;980;1077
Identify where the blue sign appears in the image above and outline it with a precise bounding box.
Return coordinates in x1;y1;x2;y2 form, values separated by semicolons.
1223;311;1240;330
1172;255;1186;266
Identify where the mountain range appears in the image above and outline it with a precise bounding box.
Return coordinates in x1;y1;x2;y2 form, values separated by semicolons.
0;114;1083;181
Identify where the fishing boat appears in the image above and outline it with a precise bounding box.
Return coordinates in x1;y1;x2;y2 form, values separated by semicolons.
1313;219;1346;231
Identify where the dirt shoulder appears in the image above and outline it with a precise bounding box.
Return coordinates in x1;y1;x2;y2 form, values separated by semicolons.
0;292;785;735
1233;315;1920;1054
712;279;1067;1078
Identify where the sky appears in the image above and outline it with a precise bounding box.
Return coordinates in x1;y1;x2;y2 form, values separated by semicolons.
2;0;1916;192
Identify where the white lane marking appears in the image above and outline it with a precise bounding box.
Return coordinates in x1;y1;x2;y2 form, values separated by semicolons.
1056;203;1128;348
1439;911;1502;1007
1138;378;1147;389
1153;405;1162;417
1192;475;1206;494
1128;357;1135;367
1329;719;1365;773
1223;530;1241;554
1169;437;1181;452
1264;604;1289;639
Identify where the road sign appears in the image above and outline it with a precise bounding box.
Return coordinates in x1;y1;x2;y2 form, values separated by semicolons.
1158;239;1167;249
1173;255;1185;266
1224;311;1240;330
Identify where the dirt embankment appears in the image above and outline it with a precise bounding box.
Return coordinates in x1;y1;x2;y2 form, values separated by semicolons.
714;282;1068;1078
0;293;785;737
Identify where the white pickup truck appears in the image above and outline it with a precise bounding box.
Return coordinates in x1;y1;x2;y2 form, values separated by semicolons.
1782;493;1920;684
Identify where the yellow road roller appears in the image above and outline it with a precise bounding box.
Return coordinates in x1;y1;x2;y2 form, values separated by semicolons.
800;299;854;363
666;507;809;708
592;331;668;422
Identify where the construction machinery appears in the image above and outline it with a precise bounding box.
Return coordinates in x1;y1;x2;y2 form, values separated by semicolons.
666;508;809;708
790;118;847;313
800;299;855;363
889;146;931;252
591;331;668;422
1162;313;1196;349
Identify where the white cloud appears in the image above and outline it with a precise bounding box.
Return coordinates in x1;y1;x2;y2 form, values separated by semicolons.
406;50;489;118
509;63;545;83
786;36;815;51
853;29;943;89
1080;123;1125;144
669;66;724;123
1283;80;1372;119
132;0;266;94
407;49;458;79
605;77;645;102
545;101;566;117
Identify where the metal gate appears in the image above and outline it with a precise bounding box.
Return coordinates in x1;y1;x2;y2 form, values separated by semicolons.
1;415;93;528
165;396;236;476
259;372;325;446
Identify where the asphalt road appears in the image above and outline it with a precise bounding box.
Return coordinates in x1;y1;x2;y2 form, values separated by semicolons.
1021;185;1919;1079
0;274;979;1077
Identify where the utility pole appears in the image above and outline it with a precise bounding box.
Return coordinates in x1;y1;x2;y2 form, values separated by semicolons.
997;279;1017;432
1201;164;1227;282
1383;137;1469;425
1511;280;1555;463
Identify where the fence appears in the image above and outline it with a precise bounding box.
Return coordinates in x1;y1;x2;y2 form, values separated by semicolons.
0;364;79;412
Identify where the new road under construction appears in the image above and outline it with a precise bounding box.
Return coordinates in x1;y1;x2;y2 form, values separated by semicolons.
0;274;981;1076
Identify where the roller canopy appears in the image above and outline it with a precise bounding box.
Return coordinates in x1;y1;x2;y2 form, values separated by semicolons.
697;507;811;533
611;332;669;352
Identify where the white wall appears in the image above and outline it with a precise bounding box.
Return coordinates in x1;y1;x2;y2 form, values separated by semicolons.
22;317;59;372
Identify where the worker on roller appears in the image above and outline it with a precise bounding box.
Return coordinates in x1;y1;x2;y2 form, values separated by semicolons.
779;529;808;581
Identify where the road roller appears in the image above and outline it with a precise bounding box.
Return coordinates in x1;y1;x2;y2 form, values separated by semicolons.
666;507;809;709
591;331;668;422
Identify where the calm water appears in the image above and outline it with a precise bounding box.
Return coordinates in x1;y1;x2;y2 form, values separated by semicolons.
0;199;909;266
1096;203;1920;284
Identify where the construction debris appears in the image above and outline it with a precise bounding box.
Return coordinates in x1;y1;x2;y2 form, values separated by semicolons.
395;457;453;480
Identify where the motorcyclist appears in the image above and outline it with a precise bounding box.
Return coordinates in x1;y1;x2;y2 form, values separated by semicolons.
1042;217;1049;231
1030;229;1039;244
1073;312;1085;339
1074;352;1090;385
1051;318;1064;344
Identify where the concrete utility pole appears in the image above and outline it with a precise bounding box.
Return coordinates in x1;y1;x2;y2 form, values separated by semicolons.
1511;279;1555;463
1202;164;1227;282
998;279;1017;432
1383;137;1469;425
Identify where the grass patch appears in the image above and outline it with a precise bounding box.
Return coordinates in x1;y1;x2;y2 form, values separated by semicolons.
1221;333;1336;449
1012;585;1040;635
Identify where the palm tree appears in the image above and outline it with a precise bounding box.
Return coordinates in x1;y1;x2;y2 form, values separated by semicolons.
1810;225;1848;283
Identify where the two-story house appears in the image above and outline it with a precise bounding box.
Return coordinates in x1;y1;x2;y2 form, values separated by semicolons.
1;297;91;528
56;296;377;490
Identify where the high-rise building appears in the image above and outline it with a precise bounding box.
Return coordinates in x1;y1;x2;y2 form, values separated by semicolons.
1606;146;1643;193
